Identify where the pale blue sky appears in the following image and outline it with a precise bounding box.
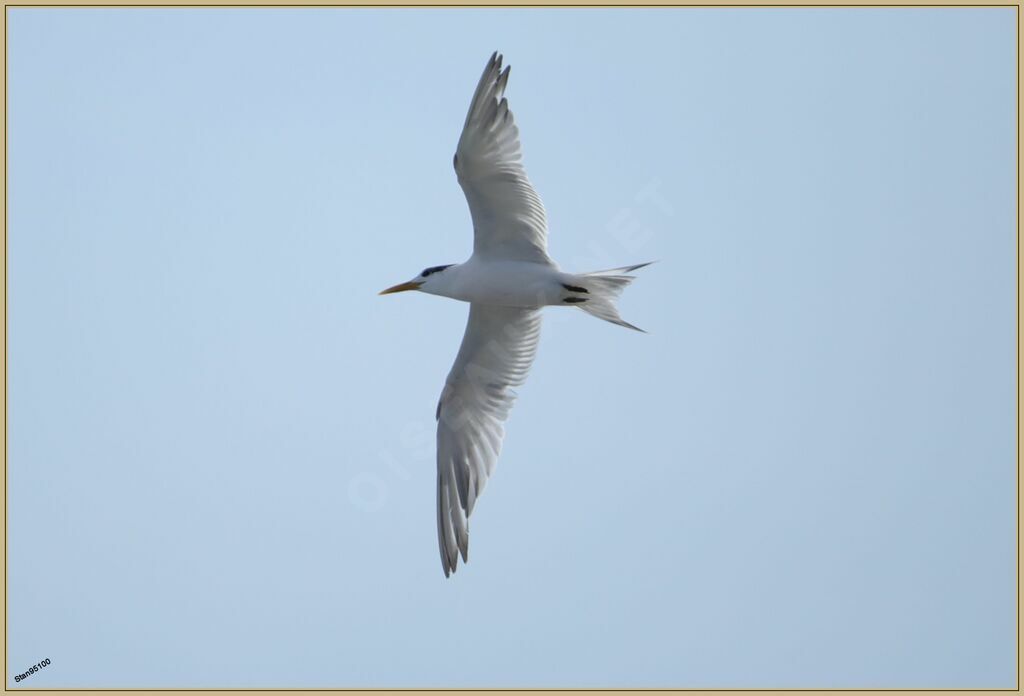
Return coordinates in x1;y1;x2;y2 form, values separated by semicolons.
7;7;1016;689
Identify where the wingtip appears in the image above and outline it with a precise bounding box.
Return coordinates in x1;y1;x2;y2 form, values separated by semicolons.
497;64;511;93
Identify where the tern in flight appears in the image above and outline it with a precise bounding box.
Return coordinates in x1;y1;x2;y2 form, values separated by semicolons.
380;53;652;577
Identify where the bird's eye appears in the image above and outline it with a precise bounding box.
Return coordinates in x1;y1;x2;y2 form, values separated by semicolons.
421;269;430;277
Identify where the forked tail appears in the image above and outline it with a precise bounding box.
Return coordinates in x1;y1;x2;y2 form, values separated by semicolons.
560;262;654;332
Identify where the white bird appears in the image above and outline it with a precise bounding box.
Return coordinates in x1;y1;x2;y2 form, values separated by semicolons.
380;52;652;577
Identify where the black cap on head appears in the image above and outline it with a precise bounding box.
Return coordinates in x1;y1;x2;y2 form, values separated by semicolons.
420;265;453;278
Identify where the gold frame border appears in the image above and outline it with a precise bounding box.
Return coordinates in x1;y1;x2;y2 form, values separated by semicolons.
0;3;1017;694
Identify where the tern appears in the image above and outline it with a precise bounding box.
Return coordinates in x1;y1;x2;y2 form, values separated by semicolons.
380;52;652;577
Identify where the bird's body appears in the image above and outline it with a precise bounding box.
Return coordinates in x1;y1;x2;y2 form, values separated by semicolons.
381;53;652;577
421;259;561;307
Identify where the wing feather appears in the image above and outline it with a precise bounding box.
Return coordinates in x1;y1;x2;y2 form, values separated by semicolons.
436;304;542;576
454;53;551;265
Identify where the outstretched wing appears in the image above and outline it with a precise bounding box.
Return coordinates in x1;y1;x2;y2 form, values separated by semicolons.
436;304;542;577
454;52;552;265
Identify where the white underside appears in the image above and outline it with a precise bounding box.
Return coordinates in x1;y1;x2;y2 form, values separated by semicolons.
421;256;567;308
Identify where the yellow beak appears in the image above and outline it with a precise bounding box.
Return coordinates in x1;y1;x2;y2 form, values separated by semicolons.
379;280;423;295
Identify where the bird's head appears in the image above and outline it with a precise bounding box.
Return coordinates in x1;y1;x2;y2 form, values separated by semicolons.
379;264;455;296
